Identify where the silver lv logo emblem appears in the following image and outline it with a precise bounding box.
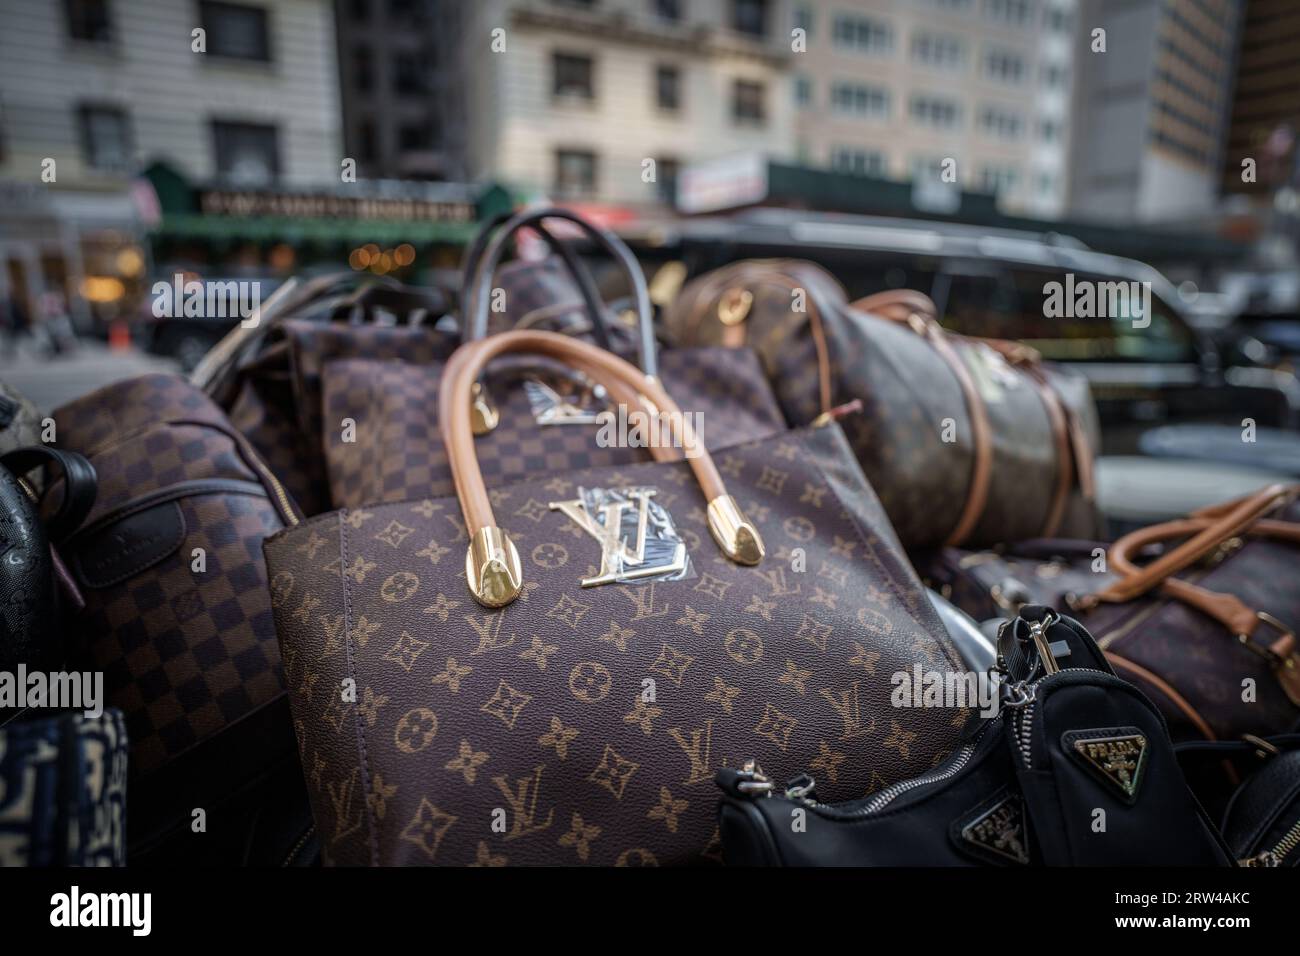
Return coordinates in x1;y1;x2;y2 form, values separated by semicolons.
549;488;687;588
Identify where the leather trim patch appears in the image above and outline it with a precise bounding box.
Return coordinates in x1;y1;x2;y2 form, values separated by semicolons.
73;500;186;588
1063;726;1148;804
952;787;1030;865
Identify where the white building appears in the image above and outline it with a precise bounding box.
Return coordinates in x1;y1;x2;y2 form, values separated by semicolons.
0;0;341;326
786;0;1078;218
448;0;797;206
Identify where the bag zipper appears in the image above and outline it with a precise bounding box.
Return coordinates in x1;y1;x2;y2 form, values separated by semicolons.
858;726;988;814
1241;817;1300;867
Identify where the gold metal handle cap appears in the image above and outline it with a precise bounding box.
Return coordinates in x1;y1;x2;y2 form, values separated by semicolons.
707;494;764;566
466;526;522;607
470;381;499;436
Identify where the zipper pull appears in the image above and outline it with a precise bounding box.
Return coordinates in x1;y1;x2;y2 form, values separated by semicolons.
811;399;863;428
783;773;817;801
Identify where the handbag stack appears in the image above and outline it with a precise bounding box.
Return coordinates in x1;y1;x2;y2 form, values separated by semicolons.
13;209;1299;867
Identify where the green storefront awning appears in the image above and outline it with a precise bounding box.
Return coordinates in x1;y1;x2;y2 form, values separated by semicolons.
153;213;482;245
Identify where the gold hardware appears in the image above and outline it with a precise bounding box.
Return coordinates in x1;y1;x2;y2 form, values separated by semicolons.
551;489;689;588
466;526;522;608
707;494;764;565
1241;733;1280;759
648;261;688;306
717;288;753;326
470;381;499;436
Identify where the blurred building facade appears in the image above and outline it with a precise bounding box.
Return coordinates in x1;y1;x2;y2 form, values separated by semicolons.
1220;0;1300;203
334;0;467;180
788;0;1078;218
445;0;797;207
1068;0;1241;223
0;0;341;327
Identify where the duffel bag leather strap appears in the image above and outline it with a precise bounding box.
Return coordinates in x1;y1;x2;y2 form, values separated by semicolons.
440;329;765;608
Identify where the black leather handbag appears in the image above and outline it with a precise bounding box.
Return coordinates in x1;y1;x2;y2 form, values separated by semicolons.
1177;734;1300;867
716;607;1233;866
0;446;96;682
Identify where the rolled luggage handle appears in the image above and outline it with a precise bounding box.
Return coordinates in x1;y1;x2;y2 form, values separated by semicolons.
439;330;764;608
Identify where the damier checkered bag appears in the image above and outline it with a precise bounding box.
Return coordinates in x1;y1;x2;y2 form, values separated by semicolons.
663;261;1103;552
220;209;785;515
263;329;972;866
50;373;315;863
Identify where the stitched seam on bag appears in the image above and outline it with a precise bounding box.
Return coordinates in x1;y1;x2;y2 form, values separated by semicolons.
801;429;967;677
339;509;381;866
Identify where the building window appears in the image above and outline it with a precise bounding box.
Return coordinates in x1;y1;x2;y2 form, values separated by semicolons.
910;94;961;129
655;156;680;203
398;123;434;151
978;164;1020;194
652;0;682;20
732;0;768;37
358;118;377;163
1039;118;1061;142
731;79;767;125
1041;63;1068;89
793;74;813;108
394;52;429;95
64;0;113;43
354;45;373;93
78;105;131;171
656;65;681;111
831;148;886;176
830;82;890;120
983;49;1025;84
978;106;1024;139
832;15;893;55
200;2;271;61
1044;5;1070;31
555;149;597;197
983;0;1032;26
793;5;813;37
212;120;280;184
911;32;963;69
553;52;595;100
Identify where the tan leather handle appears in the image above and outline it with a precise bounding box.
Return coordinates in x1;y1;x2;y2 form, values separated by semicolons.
1087;484;1297;605
440;329;765;607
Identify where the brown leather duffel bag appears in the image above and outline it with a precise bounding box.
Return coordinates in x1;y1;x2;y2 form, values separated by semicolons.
926;484;1300;747
263;329;970;865
663;260;1102;551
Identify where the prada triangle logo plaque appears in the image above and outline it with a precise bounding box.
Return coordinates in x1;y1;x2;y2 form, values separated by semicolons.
952;788;1030;866
1064;727;1148;804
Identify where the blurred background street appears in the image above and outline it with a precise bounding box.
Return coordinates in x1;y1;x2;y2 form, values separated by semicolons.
1;0;1299;460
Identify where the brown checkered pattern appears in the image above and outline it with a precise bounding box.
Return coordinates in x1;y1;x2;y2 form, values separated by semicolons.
55;374;291;774
320;346;788;509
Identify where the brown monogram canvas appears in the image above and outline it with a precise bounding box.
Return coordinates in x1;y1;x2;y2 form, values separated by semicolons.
923;505;1300;744
264;422;971;866
320;345;787;509
54;374;293;773
664;260;1102;551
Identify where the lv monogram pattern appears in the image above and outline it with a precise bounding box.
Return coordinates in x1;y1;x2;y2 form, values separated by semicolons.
265;424;970;865
665;261;1102;550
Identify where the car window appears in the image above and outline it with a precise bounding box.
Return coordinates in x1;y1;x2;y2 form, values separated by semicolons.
940;265;1197;363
